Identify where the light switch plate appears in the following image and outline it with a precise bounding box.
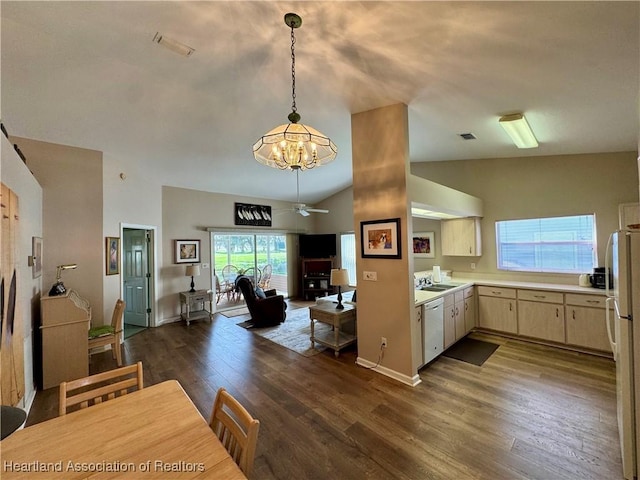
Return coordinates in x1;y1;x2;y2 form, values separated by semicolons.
363;271;377;281
201;263;210;269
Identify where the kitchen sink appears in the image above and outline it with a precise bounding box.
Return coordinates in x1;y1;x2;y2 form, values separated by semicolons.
420;284;459;292
420;283;463;292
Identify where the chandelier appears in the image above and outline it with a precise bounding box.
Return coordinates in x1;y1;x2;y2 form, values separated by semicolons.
253;13;337;171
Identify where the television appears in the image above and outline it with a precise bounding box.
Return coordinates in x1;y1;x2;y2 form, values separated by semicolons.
299;234;337;258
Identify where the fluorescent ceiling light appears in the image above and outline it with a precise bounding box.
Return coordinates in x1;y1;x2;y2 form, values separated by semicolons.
411;207;462;220
153;32;195;57
499;113;538;149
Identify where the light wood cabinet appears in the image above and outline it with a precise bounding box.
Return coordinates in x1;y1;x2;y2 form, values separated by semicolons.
565;294;612;352
454;291;465;341
517;289;565;343
477;286;517;333
40;290;91;389
443;293;456;349
464;287;476;334
441;217;482;256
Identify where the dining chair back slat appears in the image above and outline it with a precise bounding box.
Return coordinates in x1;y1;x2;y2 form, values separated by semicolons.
209;387;259;477
59;362;143;416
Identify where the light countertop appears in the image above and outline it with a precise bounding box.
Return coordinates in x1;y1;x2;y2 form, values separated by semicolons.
414;277;607;306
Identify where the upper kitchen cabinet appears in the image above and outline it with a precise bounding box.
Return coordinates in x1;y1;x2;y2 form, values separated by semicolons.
441;217;482;256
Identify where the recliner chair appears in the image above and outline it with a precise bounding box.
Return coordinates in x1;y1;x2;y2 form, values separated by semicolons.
235;275;286;327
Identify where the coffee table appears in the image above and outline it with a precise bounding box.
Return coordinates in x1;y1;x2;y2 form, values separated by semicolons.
309;302;357;357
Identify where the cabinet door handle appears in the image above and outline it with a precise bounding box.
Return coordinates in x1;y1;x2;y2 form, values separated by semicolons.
492;291;502;295
455;307;459;315
586;300;600;304
556;308;559;317
509;302;513;311
465;303;468;311
572;310;576;320
469;246;472;254
534;295;546;299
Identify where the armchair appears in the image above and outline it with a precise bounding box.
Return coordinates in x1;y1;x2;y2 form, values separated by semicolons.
235;276;286;327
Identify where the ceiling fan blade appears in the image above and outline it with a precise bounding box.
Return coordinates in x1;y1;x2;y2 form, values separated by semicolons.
298;209;310;217
305;208;329;214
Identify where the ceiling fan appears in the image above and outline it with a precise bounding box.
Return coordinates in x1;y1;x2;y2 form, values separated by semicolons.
281;169;329;217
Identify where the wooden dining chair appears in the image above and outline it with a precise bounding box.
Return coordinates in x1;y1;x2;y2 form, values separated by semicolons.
209;387;260;477
59;362;143;416
88;299;125;366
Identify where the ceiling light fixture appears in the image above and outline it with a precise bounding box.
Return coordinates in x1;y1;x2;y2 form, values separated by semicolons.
152;32;195;57
253;13;337;171
499;113;538;149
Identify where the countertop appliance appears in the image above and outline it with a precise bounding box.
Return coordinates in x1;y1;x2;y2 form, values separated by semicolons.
606;230;640;480
590;266;612;289
422;298;444;366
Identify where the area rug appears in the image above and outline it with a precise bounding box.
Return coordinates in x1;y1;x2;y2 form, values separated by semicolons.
442;337;499;366
237;307;331;357
221;307;250;317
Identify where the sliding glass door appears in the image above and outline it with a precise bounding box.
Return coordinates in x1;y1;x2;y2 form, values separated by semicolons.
211;232;288;310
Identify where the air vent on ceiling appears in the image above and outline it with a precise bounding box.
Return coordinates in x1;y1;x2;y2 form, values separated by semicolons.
459;133;476;140
153;32;195;57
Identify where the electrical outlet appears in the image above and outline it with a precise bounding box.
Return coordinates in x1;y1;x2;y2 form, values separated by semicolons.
363;271;377;281
470;262;476;270
381;337;387;348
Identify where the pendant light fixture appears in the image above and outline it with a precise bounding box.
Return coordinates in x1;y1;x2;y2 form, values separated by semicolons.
253;13;337;171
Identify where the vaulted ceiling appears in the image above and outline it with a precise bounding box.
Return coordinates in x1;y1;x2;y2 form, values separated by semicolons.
2;1;638;204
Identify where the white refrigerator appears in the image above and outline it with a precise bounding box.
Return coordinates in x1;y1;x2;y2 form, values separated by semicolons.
606;230;640;480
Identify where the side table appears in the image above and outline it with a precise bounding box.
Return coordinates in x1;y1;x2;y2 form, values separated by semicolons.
179;290;214;326
309;303;357;357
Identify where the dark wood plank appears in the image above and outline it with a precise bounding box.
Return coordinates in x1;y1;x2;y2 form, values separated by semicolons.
25;311;623;480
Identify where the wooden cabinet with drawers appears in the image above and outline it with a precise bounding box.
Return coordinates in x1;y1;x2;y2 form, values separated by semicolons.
477;286;517;334
565;293;612;353
517;289;565;343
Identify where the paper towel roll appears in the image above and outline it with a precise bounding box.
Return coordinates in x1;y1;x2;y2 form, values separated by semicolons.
432;266;441;283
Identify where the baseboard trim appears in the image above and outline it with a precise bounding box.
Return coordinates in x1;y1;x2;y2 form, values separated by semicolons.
356;357;422;387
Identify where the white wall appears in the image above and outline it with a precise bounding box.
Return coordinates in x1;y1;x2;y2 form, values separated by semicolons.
1;134;43;409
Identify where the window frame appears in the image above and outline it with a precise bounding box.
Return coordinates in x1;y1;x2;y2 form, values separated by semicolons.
495;214;597;274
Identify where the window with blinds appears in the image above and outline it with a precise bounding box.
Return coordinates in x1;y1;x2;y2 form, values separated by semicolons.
496;214;596;273
340;233;357;285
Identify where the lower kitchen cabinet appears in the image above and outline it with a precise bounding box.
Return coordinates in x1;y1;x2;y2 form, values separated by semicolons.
517;289;565;343
565;294;612;353
453;291;465;341
463;287;476;334
443;294;456;349
478;286;517;334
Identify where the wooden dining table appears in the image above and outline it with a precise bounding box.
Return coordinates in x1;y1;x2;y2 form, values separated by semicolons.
0;380;248;479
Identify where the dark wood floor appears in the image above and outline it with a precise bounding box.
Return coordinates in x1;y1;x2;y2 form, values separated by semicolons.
28;304;623;480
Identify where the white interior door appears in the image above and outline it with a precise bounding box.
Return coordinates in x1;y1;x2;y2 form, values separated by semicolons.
123;228;149;327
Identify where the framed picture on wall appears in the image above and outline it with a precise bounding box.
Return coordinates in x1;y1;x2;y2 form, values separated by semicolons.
360;218;401;259
175;239;200;264
106;237;120;275
412;231;435;258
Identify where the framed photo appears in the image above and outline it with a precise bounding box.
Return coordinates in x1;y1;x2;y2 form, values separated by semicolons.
31;236;43;278
361;218;402;259
106;237;120;275
234;202;272;227
412;231;435;258
175;239;200;264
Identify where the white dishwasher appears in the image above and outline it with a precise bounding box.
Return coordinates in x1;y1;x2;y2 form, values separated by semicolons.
422;298;444;365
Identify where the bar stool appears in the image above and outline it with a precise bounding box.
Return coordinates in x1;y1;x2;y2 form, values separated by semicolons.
1;405;27;439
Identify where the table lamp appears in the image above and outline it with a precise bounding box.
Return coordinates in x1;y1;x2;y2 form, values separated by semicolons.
185;264;201;293
48;264;77;296
329;268;349;310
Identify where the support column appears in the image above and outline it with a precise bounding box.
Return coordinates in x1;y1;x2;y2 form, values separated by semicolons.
351;104;418;385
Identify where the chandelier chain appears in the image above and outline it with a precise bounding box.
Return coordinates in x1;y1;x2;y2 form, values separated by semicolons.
290;23;297;114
